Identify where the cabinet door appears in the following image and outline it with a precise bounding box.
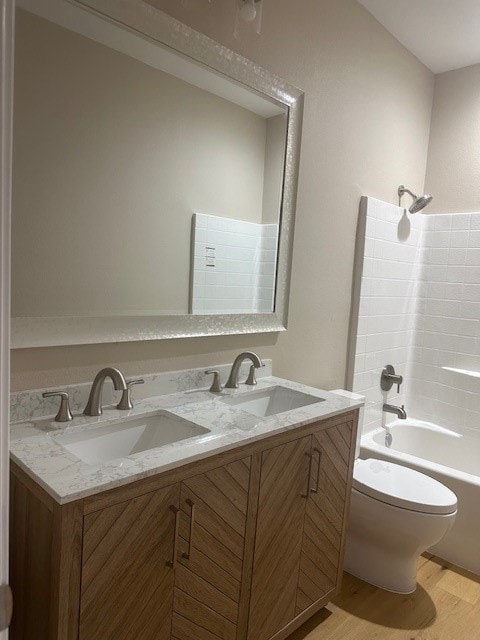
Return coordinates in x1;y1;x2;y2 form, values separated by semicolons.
79;483;180;640
247;436;311;640
172;457;251;640
295;421;354;615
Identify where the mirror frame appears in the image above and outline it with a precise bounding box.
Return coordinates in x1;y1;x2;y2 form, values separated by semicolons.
11;0;304;348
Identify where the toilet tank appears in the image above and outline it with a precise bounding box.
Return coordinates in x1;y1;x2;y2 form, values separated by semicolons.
330;390;365;458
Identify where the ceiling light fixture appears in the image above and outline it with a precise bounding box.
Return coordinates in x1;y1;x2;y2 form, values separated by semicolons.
234;0;263;39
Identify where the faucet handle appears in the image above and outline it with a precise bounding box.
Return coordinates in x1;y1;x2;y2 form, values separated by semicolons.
205;370;223;393
244;360;265;386
381;365;403;393
117;379;144;411
42;391;73;422
127;378;145;387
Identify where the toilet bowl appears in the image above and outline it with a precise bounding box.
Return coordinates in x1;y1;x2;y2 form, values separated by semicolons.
330;390;458;593
344;458;457;593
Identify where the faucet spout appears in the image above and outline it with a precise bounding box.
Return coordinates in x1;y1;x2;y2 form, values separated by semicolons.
225;352;263;389
84;367;128;416
383;403;407;420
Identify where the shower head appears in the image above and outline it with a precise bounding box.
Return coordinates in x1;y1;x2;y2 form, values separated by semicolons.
410;193;433;213
398;185;433;213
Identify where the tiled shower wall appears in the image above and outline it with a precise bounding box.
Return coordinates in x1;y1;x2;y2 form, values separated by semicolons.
411;213;480;432
352;197;423;434
352;197;480;436
191;213;278;314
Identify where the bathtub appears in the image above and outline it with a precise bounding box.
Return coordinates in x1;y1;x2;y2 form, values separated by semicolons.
360;419;480;575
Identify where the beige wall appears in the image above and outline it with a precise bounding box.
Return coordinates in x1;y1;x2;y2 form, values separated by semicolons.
13;9;269;317
11;0;434;391
262;115;286;224
425;63;480;214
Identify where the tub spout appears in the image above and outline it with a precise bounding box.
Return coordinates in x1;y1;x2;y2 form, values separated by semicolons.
383;403;407;420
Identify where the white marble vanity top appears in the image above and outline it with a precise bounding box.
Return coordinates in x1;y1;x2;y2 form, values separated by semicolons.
10;375;363;504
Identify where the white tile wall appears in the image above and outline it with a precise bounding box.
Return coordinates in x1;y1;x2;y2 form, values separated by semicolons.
352;198;480;438
410;213;480;434
352;197;423;434
190;213;278;314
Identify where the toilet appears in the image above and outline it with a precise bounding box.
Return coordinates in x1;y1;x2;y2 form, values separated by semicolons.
344;458;457;593
332;391;458;594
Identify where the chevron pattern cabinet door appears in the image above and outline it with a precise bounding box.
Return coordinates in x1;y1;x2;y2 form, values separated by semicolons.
247;436;311;640
295;421;353;616
79;483;180;640
171;457;251;640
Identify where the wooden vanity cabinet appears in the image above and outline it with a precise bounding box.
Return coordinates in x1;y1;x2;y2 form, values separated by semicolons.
248;420;355;640
247;436;312;639
79;484;180;640
296;422;354;614
10;410;357;640
79;456;253;640
172;458;252;640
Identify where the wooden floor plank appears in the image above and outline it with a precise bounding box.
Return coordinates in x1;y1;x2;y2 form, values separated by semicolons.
287;556;480;640
435;562;480;606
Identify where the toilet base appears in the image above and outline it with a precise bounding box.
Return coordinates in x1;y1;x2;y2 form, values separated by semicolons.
344;487;456;594
344;537;417;594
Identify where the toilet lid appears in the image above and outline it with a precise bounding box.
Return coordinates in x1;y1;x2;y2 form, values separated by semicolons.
353;459;457;515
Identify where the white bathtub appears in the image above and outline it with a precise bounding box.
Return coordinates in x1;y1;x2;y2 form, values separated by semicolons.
361;419;480;575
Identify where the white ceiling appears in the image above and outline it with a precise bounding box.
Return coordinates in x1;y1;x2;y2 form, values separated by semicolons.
357;0;480;74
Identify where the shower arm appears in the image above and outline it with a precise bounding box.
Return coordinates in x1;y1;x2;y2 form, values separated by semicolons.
398;185;417;205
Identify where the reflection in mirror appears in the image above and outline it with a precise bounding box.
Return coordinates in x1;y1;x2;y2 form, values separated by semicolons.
12;1;288;319
190;214;278;314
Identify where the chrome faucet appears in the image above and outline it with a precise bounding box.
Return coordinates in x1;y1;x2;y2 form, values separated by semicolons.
225;352;263;389
84;367;128;416
383;403;407;420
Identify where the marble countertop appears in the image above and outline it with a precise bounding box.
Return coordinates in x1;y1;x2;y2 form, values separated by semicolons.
10;376;363;504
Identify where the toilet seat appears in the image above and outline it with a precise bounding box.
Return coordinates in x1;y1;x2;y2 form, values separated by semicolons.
353;458;457;515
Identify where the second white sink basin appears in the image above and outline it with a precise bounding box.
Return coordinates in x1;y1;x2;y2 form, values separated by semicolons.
52;411;210;465
221;385;324;418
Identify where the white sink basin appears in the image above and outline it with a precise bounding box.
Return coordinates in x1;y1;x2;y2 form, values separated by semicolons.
52;411;210;465
221;385;324;418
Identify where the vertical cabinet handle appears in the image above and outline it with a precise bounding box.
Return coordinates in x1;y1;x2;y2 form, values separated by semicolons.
301;453;313;499
166;505;181;569
182;499;196;560
310;448;322;494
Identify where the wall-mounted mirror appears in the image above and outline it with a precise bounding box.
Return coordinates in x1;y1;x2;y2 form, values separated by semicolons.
12;0;303;347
